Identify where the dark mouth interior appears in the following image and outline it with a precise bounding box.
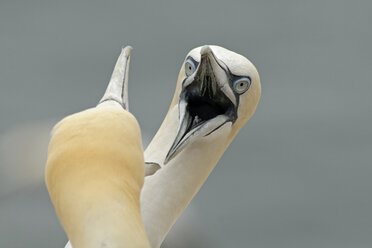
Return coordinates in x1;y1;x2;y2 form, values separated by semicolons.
165;67;236;163
187;95;230;122
183;83;235;133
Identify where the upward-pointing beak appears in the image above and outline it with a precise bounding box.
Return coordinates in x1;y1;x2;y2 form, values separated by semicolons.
164;46;236;164
98;46;133;110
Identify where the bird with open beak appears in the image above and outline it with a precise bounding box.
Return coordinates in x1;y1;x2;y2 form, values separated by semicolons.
62;45;261;248
141;45;261;247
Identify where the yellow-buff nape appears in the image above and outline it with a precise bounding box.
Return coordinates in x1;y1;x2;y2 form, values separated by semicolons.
45;107;150;248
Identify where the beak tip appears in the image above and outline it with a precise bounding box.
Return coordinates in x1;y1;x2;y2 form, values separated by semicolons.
200;45;213;56
164;151;173;165
122;45;133;57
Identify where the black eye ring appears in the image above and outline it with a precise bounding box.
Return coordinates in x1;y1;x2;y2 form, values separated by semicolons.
233;77;251;94
185;58;196;77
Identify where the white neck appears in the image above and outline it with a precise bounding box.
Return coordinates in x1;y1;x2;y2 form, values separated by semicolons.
140;105;231;248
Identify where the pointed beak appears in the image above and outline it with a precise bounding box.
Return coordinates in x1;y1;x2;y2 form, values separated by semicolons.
164;46;236;164
98;45;133;110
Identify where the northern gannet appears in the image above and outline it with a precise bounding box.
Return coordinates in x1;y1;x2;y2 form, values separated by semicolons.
63;45;261;248
141;45;261;247
46;46;150;248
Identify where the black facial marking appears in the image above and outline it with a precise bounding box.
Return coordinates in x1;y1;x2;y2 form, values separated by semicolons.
186;56;199;70
179;51;251;138
179;54;237;136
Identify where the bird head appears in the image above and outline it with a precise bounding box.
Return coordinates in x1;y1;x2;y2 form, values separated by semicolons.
164;45;261;163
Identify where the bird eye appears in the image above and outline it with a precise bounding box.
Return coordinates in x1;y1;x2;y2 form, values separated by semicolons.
185;59;196;77
233;77;251;94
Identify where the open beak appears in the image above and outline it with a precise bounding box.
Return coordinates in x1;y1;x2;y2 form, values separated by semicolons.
165;46;237;163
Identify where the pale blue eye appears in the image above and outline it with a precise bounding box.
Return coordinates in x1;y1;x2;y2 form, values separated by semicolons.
185;59;196;77
233;77;251;94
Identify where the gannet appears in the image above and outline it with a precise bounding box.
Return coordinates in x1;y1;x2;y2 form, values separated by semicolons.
46;46;150;248
141;45;261;247
63;45;261;248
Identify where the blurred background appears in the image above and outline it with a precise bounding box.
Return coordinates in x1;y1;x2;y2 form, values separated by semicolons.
0;0;371;247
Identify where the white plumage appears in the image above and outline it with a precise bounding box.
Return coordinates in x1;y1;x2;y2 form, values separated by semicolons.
62;45;261;248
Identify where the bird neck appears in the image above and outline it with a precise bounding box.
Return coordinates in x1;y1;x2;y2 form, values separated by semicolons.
141;105;231;248
46;108;150;248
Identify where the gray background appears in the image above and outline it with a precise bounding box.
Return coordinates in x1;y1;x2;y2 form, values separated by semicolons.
0;0;371;247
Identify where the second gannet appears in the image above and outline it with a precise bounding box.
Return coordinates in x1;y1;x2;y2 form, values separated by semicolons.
46;46;150;248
